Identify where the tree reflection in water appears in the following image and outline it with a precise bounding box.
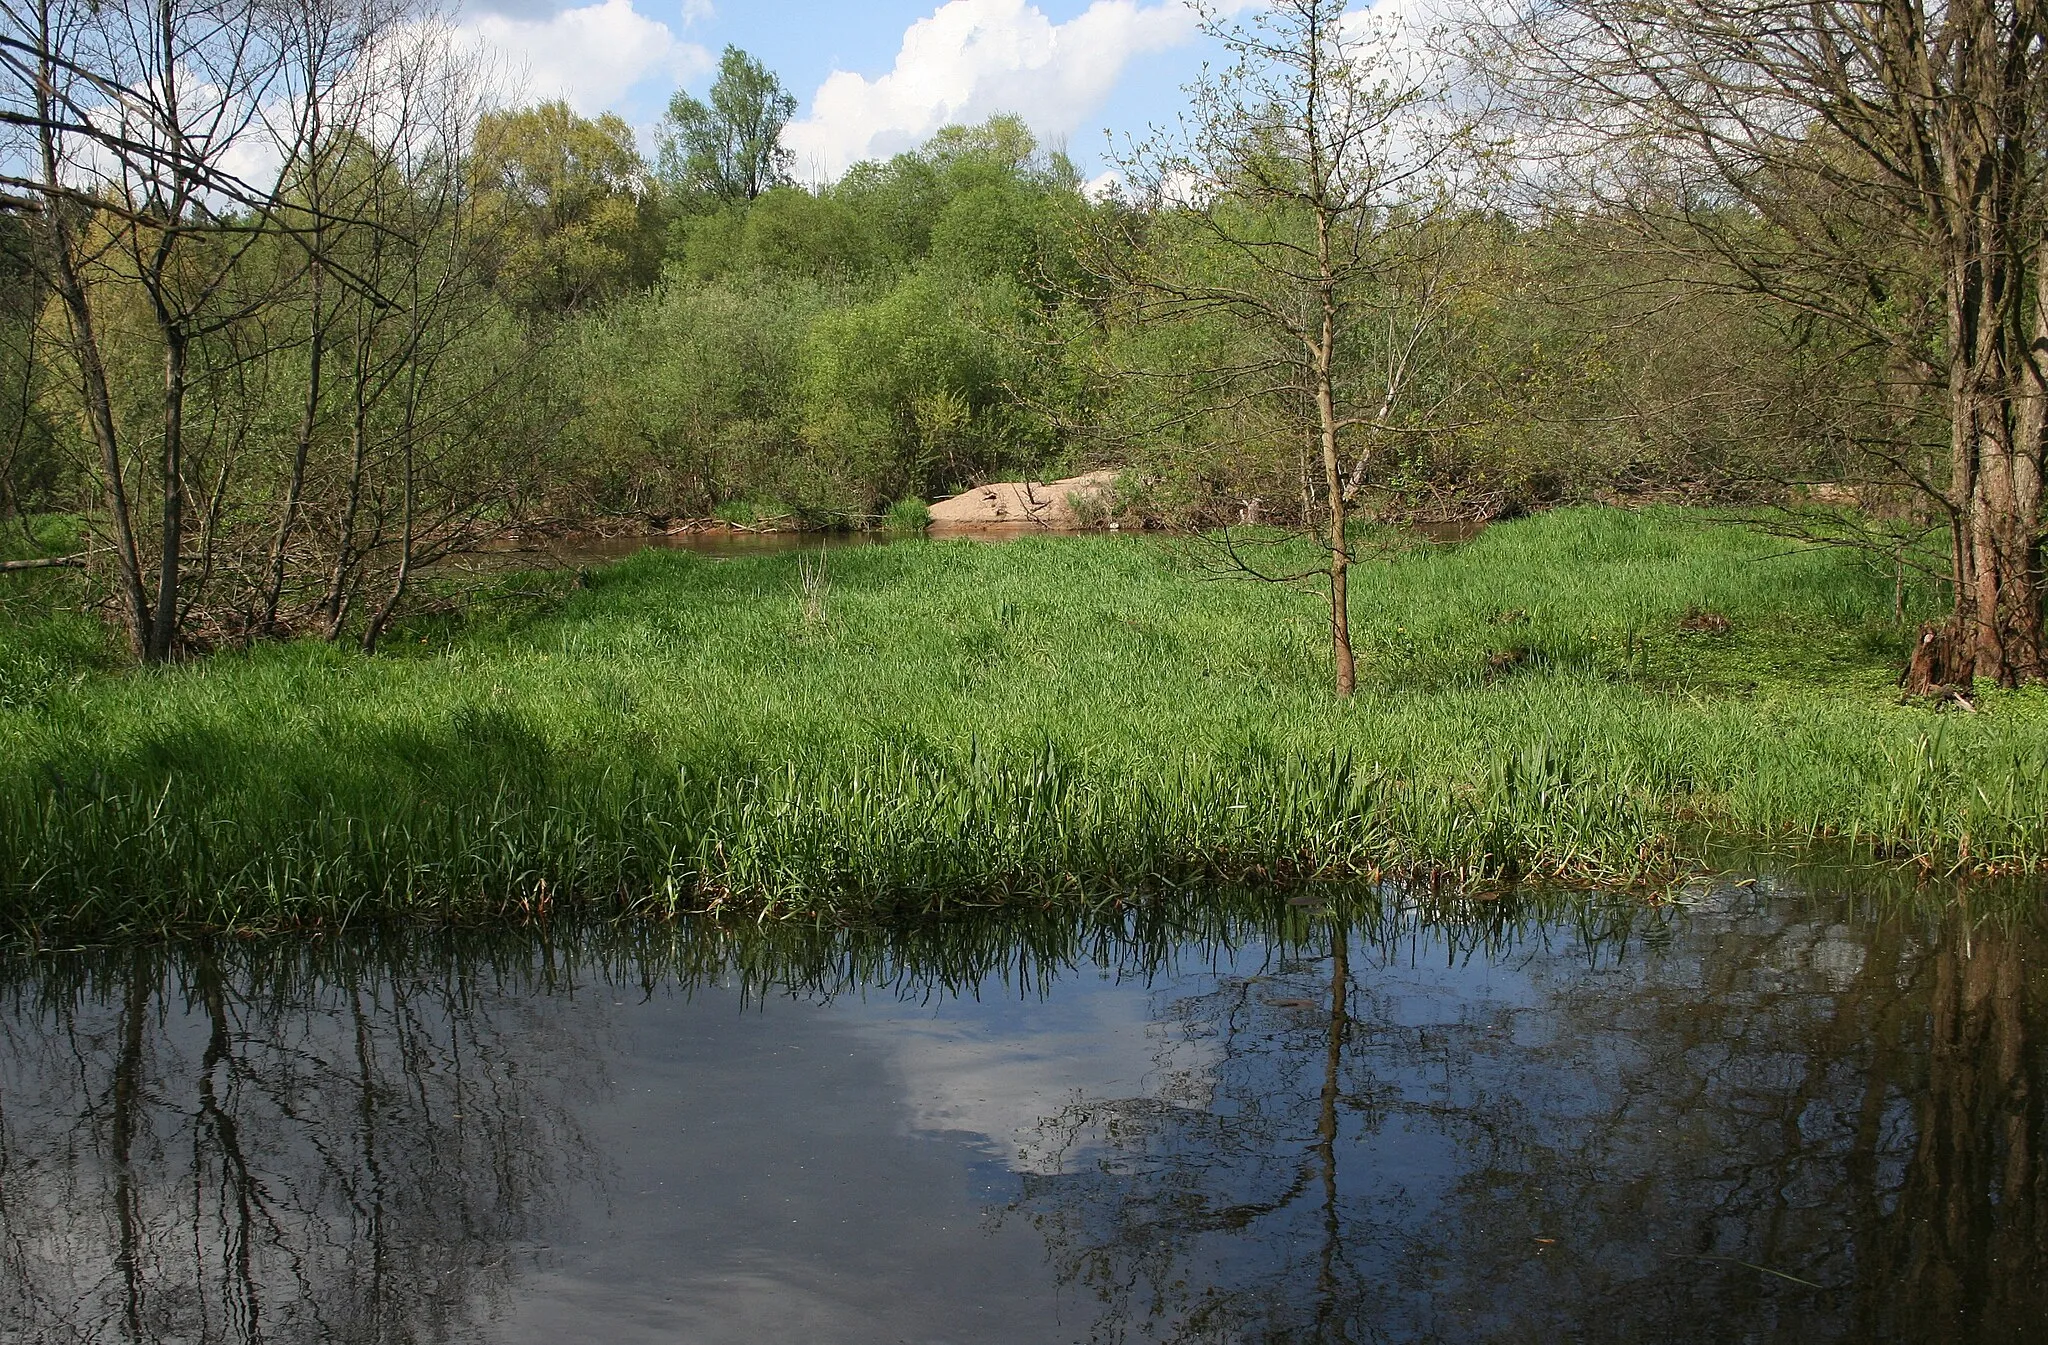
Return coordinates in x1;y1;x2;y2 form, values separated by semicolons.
0;886;2040;1343
0;936;609;1344
1003;890;2048;1344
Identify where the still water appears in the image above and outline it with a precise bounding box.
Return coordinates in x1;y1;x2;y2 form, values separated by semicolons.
484;522;1052;570
2;878;2042;1343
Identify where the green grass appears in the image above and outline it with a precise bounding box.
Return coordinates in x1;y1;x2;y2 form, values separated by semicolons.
881;497;933;532
0;515;111;715
1;506;2043;944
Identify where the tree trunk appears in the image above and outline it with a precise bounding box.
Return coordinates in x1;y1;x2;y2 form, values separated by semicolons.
1320;370;1355;698
1315;227;1355;697
262;262;325;634
1939;312;2044;688
361;441;414;653
323;333;372;639
33;21;150;658
1930;54;2045;689
1969;268;2048;685
146;329;188;662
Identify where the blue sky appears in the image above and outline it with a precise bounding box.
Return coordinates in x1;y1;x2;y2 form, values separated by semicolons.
453;0;1234;181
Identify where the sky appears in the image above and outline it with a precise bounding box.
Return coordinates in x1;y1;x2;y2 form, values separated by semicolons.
450;0;1236;182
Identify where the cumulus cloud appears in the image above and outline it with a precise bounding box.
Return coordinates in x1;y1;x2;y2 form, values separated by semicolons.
458;0;711;117
784;0;1204;180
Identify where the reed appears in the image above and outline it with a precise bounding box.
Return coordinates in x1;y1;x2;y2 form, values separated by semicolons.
2;506;2041;943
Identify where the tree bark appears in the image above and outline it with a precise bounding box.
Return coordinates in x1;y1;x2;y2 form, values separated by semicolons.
1318;333;1355;698
262;261;325;634
146;329;188;662
1315;175;1355;697
323;330;373;639
31;6;151;658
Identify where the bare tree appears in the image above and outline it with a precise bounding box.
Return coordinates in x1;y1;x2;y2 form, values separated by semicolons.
2;0;536;655
1486;0;2048;687
1086;0;1484;696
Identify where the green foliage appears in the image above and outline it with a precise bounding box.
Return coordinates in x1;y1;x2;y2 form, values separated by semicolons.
882;497;932;532
0;517;109;710
557;277;834;518
1;508;2041;942
471;102;661;315
658;46;796;208
798;269;1046;506
669;188;880;282
709;498;788;528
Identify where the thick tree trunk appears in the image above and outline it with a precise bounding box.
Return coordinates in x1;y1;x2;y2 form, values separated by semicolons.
1944;354;2045;688
1967;442;2044;685
1931;155;2044;689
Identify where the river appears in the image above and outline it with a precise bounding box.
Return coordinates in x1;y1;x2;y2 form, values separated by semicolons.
1;874;2040;1342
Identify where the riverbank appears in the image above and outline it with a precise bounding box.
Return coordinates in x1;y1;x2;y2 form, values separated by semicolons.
2;506;2043;943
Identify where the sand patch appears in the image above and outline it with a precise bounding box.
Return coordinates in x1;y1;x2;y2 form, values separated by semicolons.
926;470;1120;529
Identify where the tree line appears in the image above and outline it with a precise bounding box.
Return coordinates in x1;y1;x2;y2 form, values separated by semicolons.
1;0;2040;688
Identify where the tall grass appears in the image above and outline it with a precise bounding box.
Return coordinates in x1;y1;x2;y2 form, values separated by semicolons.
1;506;2043;942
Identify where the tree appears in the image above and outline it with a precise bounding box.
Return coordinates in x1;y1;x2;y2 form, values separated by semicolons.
470;102;656;315
0;0;403;659
658;46;796;208
1490;0;2048;687
1087;0;1482;696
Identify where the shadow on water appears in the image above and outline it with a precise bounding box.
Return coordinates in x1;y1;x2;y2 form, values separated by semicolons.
1;878;2042;1342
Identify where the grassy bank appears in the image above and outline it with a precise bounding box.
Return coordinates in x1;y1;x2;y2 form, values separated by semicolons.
2;506;2044;942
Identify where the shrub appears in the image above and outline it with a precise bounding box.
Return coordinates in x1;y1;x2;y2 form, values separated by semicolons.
881;497;932;532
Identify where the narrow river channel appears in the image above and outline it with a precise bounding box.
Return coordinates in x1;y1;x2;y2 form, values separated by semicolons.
2;875;2040;1342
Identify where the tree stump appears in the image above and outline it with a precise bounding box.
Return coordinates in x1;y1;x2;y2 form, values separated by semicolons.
1901;621;1971;698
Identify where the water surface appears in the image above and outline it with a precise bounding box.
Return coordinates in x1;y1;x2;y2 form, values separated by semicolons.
3;880;2041;1343
485;522;1055;569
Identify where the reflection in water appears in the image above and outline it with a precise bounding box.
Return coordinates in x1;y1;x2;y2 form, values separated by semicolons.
1008;894;2048;1343
0;885;2042;1342
0;938;608;1344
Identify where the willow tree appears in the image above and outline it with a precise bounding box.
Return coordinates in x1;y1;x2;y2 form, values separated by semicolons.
1089;0;1481;696
1491;0;2048;688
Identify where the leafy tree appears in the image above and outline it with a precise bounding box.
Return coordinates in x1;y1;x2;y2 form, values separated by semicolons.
659;47;797;208
561;277;832;516
800;270;1042;506
669;187;881;282
471;102;658;315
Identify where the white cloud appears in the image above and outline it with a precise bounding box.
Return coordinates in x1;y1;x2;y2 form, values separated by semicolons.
784;0;1204;180
858;981;1219;1176
459;0;711;117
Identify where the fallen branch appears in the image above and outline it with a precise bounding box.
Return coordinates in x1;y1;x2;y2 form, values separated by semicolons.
0;556;86;572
